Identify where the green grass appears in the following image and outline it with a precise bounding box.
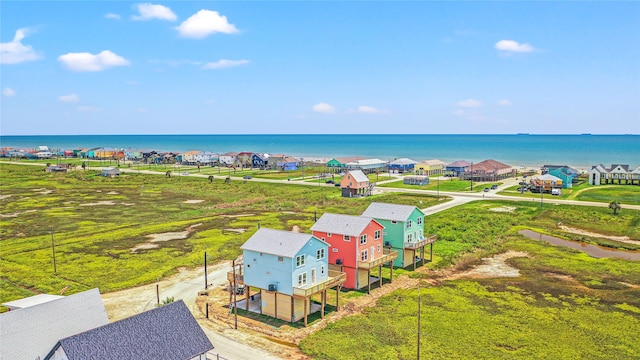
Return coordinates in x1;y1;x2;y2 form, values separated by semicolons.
499;183;640;205
378;178;498;192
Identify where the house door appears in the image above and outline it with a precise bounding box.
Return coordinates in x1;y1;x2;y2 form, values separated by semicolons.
371;246;376;259
311;269;316;284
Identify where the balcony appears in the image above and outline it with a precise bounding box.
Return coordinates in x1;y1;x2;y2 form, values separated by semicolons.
357;249;398;270
227;271;244;285
404;235;437;249
292;270;346;298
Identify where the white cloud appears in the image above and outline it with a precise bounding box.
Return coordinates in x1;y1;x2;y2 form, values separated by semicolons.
357;106;381;114
137;108;147;112
457;99;483;108
58;93;79;103
77;105;101;112
3;87;15;96
495;40;535;53
0;27;41;64
312;103;336;114
497;99;512;106
453;109;486;122
105;13;121;20
132;3;176;21
58;50;130;72
176;10;238;38
202;59;249;69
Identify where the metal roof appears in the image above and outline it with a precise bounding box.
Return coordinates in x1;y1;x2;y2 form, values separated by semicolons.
346;169;369;183
2;293;64;310
362;202;424;222
311;213;379;237
46;300;213;360
0;288;109;360
390;158;417;165
241;228;321;258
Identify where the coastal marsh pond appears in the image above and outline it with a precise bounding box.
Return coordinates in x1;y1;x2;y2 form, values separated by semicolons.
518;229;640;261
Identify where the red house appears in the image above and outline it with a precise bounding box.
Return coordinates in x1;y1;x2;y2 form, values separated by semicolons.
311;213;397;292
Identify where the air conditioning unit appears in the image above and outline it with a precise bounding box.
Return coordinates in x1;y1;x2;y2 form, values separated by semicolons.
268;284;277;292
335;259;343;265
384;241;390;247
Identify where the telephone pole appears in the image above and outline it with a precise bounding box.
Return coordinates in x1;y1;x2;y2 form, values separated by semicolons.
51;227;57;274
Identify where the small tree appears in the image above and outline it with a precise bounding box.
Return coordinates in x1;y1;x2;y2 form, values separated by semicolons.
609;200;622;215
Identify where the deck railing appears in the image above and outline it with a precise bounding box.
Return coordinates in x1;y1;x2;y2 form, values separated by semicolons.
404;235;437;249
226;272;244;285
292;270;346;297
357;249;398;270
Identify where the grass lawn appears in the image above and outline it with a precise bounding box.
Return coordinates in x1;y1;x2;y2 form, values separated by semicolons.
499;182;640;206
0;163;440;307
378;178;499;192
299;201;640;359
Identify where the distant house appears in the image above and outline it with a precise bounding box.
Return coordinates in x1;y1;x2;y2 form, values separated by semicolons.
340;169;373;197
277;156;300;171
362;202;437;269
326;156;364;170
44;300;213;360
415;159;445;175
531;174;563;192
219;152;239;166
101;167;120;177
345;158;387;173
445;160;472;177
588;164;639;186
403;176;429;186
463;159;514;181
45;165;68;173
389;158;417;173
548;168;577;188
236;152;254;166
0;289;109;360
236;228;346;326
251;153;268;168
311;213;397;291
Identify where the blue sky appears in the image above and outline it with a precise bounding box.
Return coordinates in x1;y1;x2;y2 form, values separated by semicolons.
1;1;639;135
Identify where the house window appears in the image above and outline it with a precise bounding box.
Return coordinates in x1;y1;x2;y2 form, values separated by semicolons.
377;244;381;252
417;217;423;225
374;230;381;240
332;248;339;252
360;234;367;245
298;273;307;287
361;249;369;261
406;220;412;229
316;248;325;260
277;256;284;263
391;220;397;224
344;235;351;241
407;233;413;243
327;233;332;237
321;265;325;275
296;255;305;267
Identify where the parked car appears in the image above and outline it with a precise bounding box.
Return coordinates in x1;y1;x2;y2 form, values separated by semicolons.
243;175;252;179
517;187;528;192
334;183;341;187
325;180;335;184
483;187;490;192
491;184;498;190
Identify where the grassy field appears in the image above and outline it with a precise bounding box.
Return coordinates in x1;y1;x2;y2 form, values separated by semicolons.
299;201;640;359
0;164;440;306
378;178;500;192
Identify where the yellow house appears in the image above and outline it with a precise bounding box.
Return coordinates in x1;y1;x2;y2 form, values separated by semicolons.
415;159;445;175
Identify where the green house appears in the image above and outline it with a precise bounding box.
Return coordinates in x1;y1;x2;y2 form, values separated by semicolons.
326;156;364;169
549;168;576;188
362;202;437;269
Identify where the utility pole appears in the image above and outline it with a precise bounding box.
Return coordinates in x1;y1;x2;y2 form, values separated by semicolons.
51;227;57;274
204;251;208;289
417;283;421;360
232;259;238;329
156;278;160;305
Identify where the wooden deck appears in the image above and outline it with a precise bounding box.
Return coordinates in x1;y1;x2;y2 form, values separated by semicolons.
292;270;346;298
357;249;398;270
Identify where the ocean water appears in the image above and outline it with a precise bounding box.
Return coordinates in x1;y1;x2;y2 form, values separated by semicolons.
1;134;639;168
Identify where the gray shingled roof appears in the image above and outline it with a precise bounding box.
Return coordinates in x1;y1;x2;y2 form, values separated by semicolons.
390;158;417;165
46;300;213;360
362;202;423;222
346;169;369;183
241;228;320;258
1;288;109;360
311;213;379;237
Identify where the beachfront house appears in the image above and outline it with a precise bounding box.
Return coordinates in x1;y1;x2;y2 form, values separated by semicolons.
531;174;563;192
462;159;514;182
389;158;417;173
251;153;268;168
1;289;109;360
445;160;471;177
326;157;364;171
340;169;373;197
403;176;429;186
415;159;445;175
219;152;238;166
345;158;387;173
43;300;213;360
362;202;437;269
237;152;253;167
548;168;577;188
311;213;397;292
277;156;300;171
588;164;639;186
236;228;346;326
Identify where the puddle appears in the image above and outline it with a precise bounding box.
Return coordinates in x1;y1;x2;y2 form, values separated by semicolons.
518;230;640;261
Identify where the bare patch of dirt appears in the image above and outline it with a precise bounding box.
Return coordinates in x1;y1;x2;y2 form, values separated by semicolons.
559;225;640;245
184;199;205;204
80;200;117;206
33;188;53;195
0;209;37;218
131;223;202;253
0;194;11;200
447;251;530;280
489;206;516;213
223;213;256;218
291;225;301;233
224;228;247;234
106;191;119;195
